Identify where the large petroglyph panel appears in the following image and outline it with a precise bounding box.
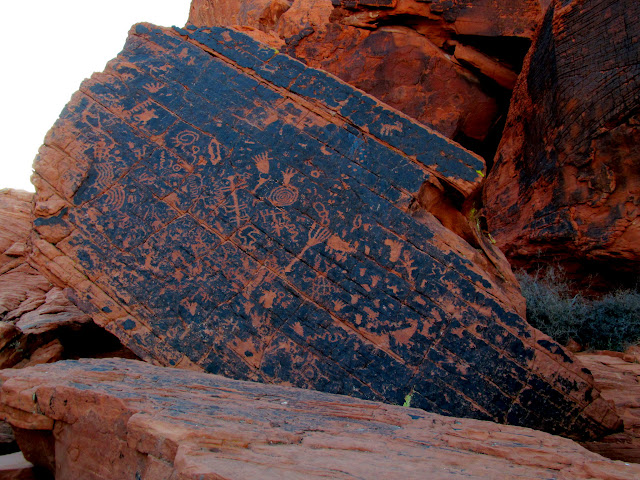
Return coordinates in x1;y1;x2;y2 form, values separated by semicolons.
30;23;619;438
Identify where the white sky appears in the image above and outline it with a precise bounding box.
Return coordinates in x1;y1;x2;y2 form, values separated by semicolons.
0;0;192;192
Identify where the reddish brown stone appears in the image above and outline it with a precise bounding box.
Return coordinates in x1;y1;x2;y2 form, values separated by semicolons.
1;358;638;479
188;0;542;146
0;190;137;369
24;22;621;439
483;0;640;285
579;350;640;463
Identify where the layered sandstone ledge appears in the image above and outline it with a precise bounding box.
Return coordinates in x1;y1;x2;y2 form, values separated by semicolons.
0;358;638;479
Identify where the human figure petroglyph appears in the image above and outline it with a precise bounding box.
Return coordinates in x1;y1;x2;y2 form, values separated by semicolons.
285;224;331;273
269;168;299;207
260;210;298;241
259;289;285;309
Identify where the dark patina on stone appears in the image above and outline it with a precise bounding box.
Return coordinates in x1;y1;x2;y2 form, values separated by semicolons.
29;23;619;439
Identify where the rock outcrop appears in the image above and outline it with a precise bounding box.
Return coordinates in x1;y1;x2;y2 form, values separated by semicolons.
0;189;137;369
579;350;640;463
26;22;621;439
483;0;640;286
188;0;543;151
0;358;638;479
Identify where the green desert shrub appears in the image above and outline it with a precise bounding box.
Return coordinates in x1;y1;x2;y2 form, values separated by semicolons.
517;269;640;352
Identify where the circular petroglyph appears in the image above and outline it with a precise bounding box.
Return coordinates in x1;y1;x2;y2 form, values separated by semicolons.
269;185;298;207
175;130;199;147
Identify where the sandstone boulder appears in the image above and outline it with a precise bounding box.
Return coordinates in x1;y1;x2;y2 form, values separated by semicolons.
579;350;640;463
188;0;543;148
483;0;640;286
0;189;137;369
27;23;620;438
0;358;638;479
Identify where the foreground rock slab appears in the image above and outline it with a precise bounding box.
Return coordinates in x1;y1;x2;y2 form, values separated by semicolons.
484;0;640;287
0;358;637;480
28;23;620;437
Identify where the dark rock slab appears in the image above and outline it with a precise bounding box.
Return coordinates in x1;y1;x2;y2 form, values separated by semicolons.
29;23;619;438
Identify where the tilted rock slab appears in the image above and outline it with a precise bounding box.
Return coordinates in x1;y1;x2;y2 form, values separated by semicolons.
483;0;640;282
188;0;543;143
30;23;619;438
0;358;638;479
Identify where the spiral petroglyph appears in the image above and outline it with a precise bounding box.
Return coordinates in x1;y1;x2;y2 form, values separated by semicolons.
269;185;298;207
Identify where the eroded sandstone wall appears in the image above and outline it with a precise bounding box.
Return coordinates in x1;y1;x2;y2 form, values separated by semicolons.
483;0;640;284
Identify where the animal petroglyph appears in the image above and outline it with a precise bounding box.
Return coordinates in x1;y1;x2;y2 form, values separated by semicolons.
400;251;416;282
384;239;403;263
131;99;159;124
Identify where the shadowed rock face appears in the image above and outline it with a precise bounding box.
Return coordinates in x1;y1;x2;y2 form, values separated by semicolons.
29;23;619;438
1;358;638;479
188;0;542;152
484;0;640;287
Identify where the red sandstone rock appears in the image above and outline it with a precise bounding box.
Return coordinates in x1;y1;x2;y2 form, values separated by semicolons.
579;351;640;463
188;0;541;145
24;22;621;438
0;358;637;479
483;0;640;286
0;190;137;369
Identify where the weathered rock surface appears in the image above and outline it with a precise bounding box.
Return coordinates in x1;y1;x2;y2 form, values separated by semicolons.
0;358;638;479
27;22;620;439
483;0;640;285
188;0;542;148
0;189;137;369
579;350;640;463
